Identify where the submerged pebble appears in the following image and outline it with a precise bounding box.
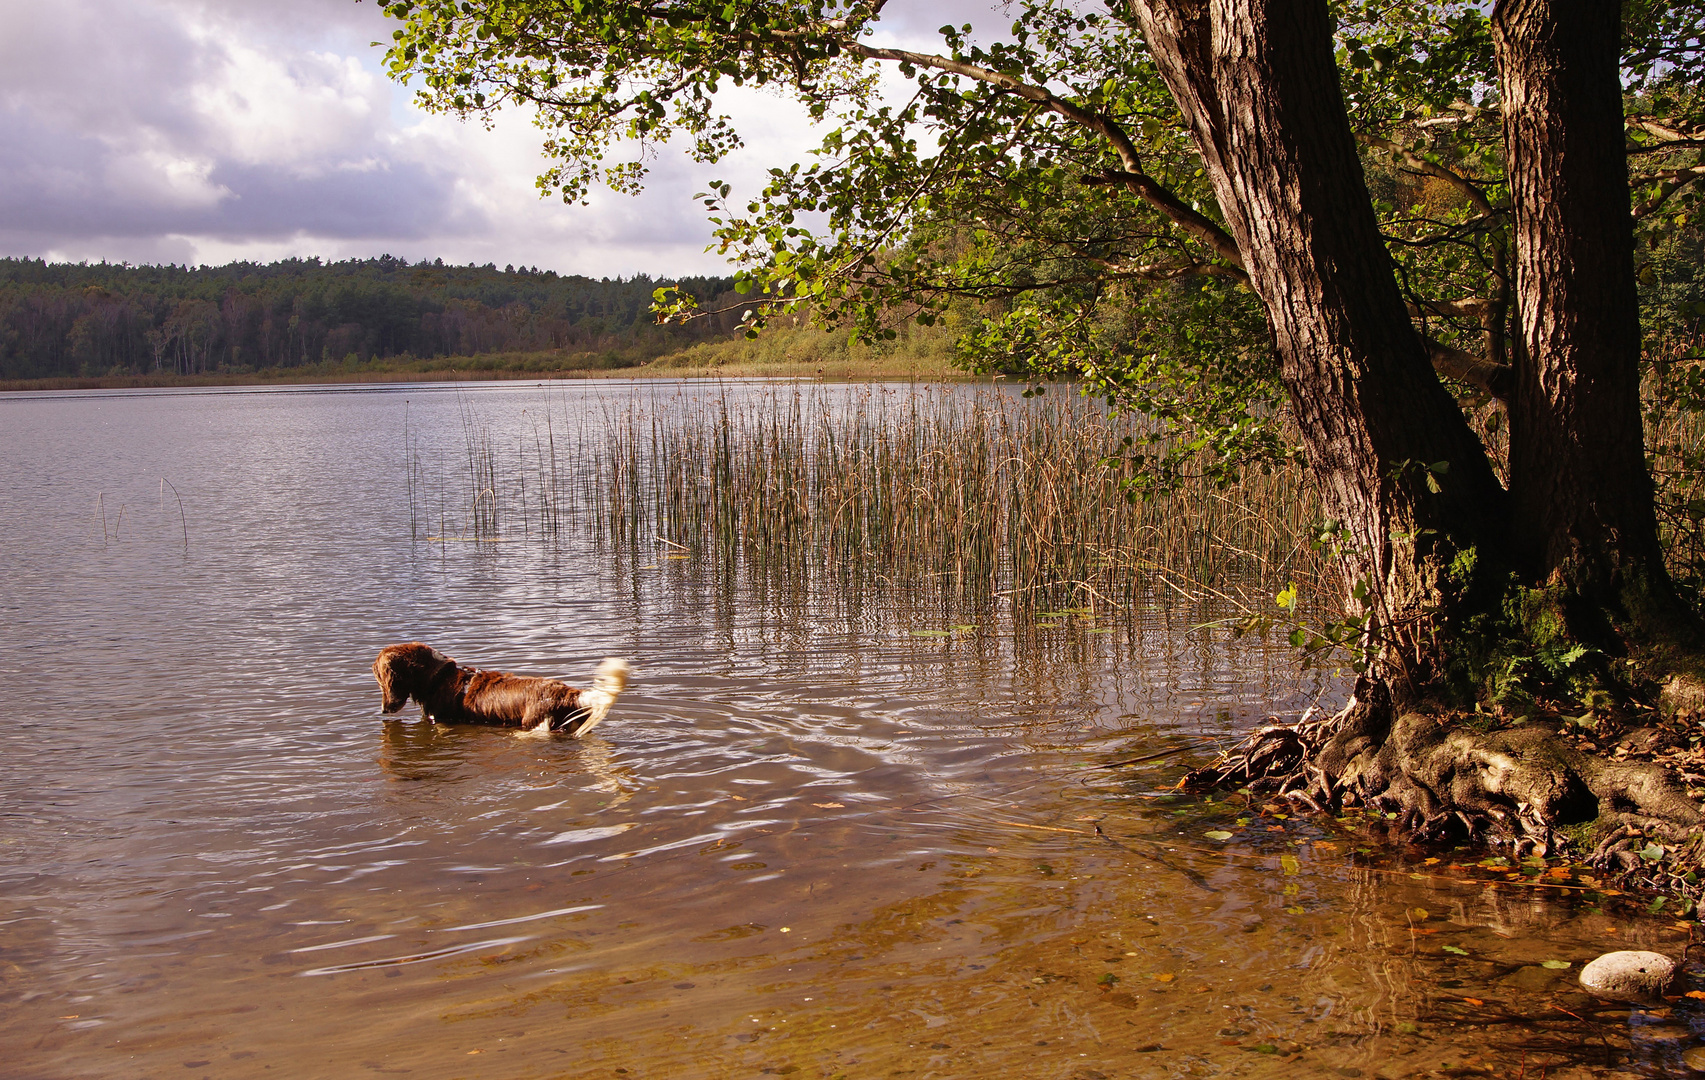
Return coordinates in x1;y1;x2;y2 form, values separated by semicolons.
1577;951;1677;1001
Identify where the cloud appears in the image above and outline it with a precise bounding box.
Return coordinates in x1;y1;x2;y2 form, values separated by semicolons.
0;0;1011;276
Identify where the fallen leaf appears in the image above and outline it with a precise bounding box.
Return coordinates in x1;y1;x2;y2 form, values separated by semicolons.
1074;815;1099;821
1284;906;1305;915
1541;960;1571;970
1205;830;1234;841
729;795;747;801
1268;825;1286;832
1441;945;1469;956
1685;990;1705;1000
1462;997;1484;1007
986;846;999;853
1423;857;1440;865
1152;973;1175;983
812;802;845;808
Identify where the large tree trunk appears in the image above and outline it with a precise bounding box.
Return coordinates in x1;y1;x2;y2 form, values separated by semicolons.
1494;0;1703;657
1130;0;1508;697
1135;0;1704;867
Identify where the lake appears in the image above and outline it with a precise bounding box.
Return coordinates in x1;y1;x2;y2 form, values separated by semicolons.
1;379;1699;1079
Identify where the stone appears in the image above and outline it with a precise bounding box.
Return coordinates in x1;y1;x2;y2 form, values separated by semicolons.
1577;950;1678;1001
1497;964;1565;992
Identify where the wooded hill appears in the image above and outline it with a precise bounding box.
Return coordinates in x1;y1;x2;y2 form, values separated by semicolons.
0;256;743;380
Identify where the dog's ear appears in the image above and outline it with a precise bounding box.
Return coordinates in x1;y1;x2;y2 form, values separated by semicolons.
374;648;409;713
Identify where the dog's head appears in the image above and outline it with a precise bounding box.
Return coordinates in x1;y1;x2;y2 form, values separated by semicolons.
373;643;456;714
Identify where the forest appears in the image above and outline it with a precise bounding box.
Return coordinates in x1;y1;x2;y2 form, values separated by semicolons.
0;255;743;380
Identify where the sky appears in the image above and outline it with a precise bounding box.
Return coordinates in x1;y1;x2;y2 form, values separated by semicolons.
0;0;1009;278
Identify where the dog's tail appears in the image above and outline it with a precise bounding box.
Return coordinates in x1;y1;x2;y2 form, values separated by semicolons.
570;657;631;738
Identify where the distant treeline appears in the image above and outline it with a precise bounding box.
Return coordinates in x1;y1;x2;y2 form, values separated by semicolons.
0;256;745;379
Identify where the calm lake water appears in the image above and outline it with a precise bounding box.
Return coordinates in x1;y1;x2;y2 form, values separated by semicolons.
2;379;1701;1079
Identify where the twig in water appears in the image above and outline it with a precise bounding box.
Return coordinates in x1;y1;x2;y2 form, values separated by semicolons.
161;478;188;555
1096;741;1216;769
1092;824;1216;892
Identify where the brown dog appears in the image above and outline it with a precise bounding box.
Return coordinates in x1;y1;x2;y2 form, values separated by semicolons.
373;643;630;737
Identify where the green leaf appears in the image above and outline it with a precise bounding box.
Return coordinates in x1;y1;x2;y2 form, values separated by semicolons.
1204;830;1234;841
1440;944;1469;956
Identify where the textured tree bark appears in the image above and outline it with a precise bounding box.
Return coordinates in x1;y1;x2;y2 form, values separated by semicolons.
1130;0;1508;695
1494;0;1701;651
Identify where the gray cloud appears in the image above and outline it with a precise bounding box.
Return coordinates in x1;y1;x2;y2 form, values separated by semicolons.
0;0;1014;275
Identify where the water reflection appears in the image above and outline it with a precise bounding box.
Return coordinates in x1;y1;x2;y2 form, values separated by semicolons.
1;380;1700;1078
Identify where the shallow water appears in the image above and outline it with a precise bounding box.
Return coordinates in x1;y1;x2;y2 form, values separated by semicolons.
2;380;1702;1080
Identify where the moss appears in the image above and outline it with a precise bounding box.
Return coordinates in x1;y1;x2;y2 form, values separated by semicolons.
1558;820;1597;850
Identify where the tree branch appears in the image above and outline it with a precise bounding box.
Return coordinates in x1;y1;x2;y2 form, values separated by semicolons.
1357;133;1497;219
1633;164;1705;219
1080;171;1248;271
1423;336;1513;401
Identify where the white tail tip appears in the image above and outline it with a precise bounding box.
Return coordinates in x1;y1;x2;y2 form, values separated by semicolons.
593;656;631;695
571;657;631;738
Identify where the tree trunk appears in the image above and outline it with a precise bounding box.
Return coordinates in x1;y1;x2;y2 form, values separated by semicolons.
1494;0;1702;656
1131;0;1508;696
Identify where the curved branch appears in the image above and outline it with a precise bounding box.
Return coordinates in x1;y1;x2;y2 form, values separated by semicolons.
1080;171;1247;270
1424;337;1512;401
1357;133;1497;219
1634;164;1705;219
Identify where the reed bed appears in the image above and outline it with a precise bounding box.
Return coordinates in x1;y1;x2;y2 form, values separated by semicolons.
405;384;1326;619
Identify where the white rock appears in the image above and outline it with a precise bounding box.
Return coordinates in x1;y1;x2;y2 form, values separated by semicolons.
1577;950;1678;1001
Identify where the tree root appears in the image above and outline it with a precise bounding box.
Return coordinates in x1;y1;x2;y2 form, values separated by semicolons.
1184;680;1705;897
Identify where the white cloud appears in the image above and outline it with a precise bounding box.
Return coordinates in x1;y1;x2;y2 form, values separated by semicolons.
0;0;1013;276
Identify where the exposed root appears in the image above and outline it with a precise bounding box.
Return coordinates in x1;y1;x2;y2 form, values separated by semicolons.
1183;679;1705;901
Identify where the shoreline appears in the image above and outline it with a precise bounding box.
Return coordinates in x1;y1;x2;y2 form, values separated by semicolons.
0;355;974;394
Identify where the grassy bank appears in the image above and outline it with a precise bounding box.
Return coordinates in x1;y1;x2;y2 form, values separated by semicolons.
0;326;965;393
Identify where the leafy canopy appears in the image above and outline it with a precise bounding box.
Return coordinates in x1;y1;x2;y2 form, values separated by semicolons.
381;0;1705;493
